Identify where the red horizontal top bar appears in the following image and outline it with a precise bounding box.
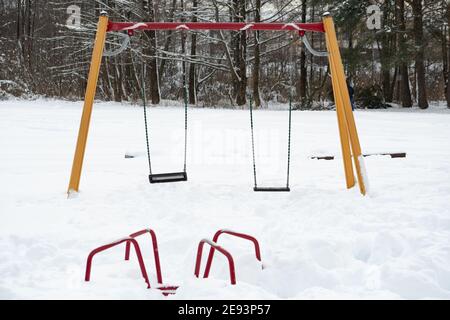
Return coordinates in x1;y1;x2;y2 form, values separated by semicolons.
107;21;325;33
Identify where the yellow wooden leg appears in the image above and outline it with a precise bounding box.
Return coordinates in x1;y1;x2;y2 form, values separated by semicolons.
327;44;355;189
323;13;367;195
68;14;109;194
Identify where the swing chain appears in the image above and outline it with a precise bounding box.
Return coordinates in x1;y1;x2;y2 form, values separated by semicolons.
249;95;258;189
286;96;292;188
183;78;188;173
182;34;189;173
249;98;292;190
141;49;188;176
249;37;295;191
141;60;153;175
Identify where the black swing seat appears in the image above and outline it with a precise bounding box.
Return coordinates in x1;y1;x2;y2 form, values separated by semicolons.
149;172;187;184
253;186;290;192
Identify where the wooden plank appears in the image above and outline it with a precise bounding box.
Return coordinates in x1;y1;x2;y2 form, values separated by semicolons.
323;14;366;195
67;14;109;194
311;153;406;160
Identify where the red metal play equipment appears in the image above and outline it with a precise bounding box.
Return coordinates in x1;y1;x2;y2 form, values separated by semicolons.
124;228;163;284
106;21;325;33
194;239;237;285
85;229;178;295
203;229;262;279
85;229;261;294
85;237;150;287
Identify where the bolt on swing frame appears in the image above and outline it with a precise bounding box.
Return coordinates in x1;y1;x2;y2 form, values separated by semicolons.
67;12;367;196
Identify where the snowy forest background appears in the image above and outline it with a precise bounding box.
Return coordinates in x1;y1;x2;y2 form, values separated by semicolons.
0;0;449;109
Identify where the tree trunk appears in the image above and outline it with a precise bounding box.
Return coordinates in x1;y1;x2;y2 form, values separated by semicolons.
446;1;450;108
101;58;113;101
17;0;21;40
252;0;262;108
379;2;394;103
380;39;393;102
233;0;247;106
442;21;448;108
25;0;32;71
412;0;428;109
308;4;315;98
181;0;188;104
158;0;177;78
112;57;123;102
143;0;160;104
381;70;392;102
298;0;307;101
396;0;412;107
188;0;198;105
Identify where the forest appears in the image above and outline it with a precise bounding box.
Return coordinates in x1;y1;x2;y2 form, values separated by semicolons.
0;0;449;109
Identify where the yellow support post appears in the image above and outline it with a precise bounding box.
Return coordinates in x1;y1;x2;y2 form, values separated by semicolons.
67;13;109;194
327;47;355;189
323;13;367;195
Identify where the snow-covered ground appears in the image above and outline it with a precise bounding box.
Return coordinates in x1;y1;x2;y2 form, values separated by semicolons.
1;99;450;299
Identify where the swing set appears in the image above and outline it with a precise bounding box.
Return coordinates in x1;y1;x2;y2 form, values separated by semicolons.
67;12;368;196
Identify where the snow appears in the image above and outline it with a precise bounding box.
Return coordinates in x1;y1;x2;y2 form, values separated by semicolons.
358;155;370;194
1;99;450;300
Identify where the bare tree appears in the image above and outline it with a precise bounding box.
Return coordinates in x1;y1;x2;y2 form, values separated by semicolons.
446;0;450;108
396;0;412;108
0;0;446;108
411;0;428;109
298;0;307;101
189;0;198;105
233;0;247;106
143;0;161;104
252;0;262;107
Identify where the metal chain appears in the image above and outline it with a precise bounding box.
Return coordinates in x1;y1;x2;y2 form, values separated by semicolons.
286;39;295;189
183;75;188;173
249;95;258;188
141;60;153;175
249;77;293;189
142;57;188;176
286;97;292;188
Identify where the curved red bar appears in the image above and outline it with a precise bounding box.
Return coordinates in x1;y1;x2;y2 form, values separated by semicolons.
107;21;325;33
124;229;163;284
85;237;151;288
194;239;236;285
204;230;261;278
